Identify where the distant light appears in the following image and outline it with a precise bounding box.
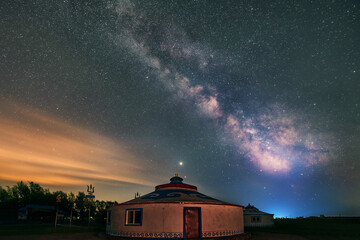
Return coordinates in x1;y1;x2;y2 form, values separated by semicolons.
179;161;183;166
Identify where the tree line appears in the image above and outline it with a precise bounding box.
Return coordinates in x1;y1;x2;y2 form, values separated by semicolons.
0;181;117;224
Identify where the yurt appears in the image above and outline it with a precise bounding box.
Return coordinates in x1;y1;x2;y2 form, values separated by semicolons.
106;174;244;239
243;204;274;227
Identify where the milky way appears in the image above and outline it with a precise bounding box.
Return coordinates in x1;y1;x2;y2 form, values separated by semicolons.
1;1;359;217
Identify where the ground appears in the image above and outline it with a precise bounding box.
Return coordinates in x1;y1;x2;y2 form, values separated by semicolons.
249;232;358;240
0;232;106;240
0;232;359;240
1;219;360;240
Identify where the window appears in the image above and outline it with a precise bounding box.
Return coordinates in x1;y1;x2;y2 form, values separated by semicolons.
107;210;111;225
125;208;142;226
251;216;261;223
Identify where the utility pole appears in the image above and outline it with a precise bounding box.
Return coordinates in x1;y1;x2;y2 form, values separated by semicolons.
69;196;75;228
55;195;62;229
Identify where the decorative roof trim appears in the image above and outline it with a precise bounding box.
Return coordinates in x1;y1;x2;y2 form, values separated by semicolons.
155;183;197;191
112;201;244;208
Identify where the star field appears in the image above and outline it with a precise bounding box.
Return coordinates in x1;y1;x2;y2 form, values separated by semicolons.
0;0;359;217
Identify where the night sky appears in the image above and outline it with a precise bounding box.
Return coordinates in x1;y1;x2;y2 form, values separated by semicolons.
1;1;359;218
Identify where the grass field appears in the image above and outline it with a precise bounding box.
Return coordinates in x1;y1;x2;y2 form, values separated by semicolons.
1;217;359;239
247;217;360;239
0;223;103;236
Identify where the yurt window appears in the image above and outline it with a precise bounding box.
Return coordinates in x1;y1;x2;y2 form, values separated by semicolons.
125;208;142;226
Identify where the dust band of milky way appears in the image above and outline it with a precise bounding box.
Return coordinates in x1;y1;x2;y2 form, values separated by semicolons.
108;1;335;174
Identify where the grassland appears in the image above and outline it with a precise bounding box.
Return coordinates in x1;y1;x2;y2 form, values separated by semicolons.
247;217;360;239
0;217;359;240
0;223;103;236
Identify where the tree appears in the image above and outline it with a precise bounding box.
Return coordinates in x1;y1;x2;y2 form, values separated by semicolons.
0;186;18;222
52;190;69;213
7;181;31;207
0;186;9;203
16;181;30;200
0;182;118;224
75;192;87;221
28;182;45;204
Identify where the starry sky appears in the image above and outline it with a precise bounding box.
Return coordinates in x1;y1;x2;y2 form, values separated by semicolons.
1;0;359;218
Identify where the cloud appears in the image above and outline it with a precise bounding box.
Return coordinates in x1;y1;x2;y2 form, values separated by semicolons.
0;103;155;187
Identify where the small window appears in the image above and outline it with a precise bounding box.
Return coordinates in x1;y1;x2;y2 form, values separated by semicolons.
107;210;111;225
251;216;261;223
125;208;142;226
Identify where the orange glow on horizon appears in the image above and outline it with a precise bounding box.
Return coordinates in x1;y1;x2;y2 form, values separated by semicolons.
0;103;155;188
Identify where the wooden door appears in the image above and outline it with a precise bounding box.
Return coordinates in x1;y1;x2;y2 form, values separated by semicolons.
184;208;200;238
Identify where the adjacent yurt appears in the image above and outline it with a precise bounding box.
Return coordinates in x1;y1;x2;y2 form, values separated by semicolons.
106;174;244;239
243;204;274;227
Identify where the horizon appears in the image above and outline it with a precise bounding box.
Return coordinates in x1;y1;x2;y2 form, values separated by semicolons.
2;179;359;219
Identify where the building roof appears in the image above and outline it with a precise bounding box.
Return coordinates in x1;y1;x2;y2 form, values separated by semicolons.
117;174;243;207
18;204;65;214
19;204;57;211
243;203;273;215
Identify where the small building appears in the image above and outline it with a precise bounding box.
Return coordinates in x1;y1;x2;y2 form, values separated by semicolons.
107;174;244;239
243;204;274;227
18;204;64;222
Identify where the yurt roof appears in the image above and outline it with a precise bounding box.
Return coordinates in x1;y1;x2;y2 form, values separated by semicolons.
117;174;242;207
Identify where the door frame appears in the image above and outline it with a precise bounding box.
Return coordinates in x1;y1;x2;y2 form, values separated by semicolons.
183;207;202;239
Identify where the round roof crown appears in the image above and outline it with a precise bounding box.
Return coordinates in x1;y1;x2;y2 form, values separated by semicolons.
155;174;197;191
170;173;183;183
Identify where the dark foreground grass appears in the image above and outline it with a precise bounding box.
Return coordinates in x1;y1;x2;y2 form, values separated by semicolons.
0;223;103;236
246;217;360;238
2;217;360;239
